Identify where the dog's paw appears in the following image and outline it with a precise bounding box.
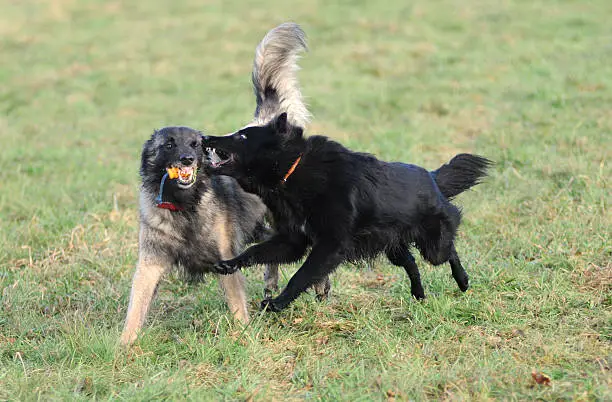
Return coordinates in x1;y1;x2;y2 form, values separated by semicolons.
412;291;426;301
214;260;238;275
260;298;283;313
263;287;277;300
313;280;331;302
315;292;329;302
457;277;469;292
119;331;138;347
410;284;426;301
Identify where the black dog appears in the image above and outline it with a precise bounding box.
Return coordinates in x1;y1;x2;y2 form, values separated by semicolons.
203;113;491;312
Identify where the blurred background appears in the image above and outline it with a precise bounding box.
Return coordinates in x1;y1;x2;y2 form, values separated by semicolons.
0;0;610;400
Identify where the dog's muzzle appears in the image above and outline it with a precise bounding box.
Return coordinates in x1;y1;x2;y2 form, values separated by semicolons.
166;165;197;188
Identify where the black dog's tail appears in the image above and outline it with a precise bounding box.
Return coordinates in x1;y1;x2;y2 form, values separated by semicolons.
432;154;492;199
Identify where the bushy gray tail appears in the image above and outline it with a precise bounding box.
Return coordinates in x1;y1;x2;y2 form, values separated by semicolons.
251;23;310;128
432;154;492;199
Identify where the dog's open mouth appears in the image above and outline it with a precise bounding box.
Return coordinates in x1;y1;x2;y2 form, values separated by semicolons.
209;149;234;169
166;166;197;188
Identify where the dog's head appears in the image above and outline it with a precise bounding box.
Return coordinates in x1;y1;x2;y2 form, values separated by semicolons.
141;126;204;190
202;113;303;181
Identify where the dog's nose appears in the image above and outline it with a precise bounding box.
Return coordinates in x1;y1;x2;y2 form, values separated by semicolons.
180;155;195;165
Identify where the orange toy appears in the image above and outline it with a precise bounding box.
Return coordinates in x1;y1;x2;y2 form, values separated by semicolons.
166;167;179;179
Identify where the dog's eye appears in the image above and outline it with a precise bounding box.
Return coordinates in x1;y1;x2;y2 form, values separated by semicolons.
240;134;247;140
190;141;197;148
165;142;173;149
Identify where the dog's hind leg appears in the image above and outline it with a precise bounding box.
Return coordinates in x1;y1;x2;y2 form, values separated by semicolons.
312;276;331;301
386;246;426;300
121;258;169;346
449;244;469;292
263;264;280;299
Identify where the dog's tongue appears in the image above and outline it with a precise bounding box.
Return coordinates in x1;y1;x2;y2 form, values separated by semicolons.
179;166;193;181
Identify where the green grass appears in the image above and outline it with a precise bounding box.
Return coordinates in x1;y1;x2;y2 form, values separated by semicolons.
1;0;610;400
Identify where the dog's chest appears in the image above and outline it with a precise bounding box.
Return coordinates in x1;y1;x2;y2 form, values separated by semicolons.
147;209;220;273
175;215;221;272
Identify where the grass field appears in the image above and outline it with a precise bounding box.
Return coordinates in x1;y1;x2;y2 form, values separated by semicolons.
1;0;610;400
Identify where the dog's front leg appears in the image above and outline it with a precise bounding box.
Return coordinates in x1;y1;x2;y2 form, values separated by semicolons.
214;232;308;274
215;221;250;324
218;273;249;324
120;257;169;346
261;241;343;312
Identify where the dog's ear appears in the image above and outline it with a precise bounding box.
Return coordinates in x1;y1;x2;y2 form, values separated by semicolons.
274;112;304;139
140;138;155;177
274;112;288;134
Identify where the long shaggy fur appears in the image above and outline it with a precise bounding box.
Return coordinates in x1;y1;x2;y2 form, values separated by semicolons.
202;114;492;312
251;22;310;127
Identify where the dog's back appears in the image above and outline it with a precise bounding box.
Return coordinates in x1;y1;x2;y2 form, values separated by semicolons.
327;146;484;265
296;142;463;263
312;143;486;267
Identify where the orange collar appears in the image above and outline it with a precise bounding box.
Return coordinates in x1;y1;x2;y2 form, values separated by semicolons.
282;155;302;183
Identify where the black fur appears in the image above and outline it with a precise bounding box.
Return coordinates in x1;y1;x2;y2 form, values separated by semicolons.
203;113;491;311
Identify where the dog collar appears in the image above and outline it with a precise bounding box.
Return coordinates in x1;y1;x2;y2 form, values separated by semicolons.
157;201;184;211
155;173;184;211
282;155;302;183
